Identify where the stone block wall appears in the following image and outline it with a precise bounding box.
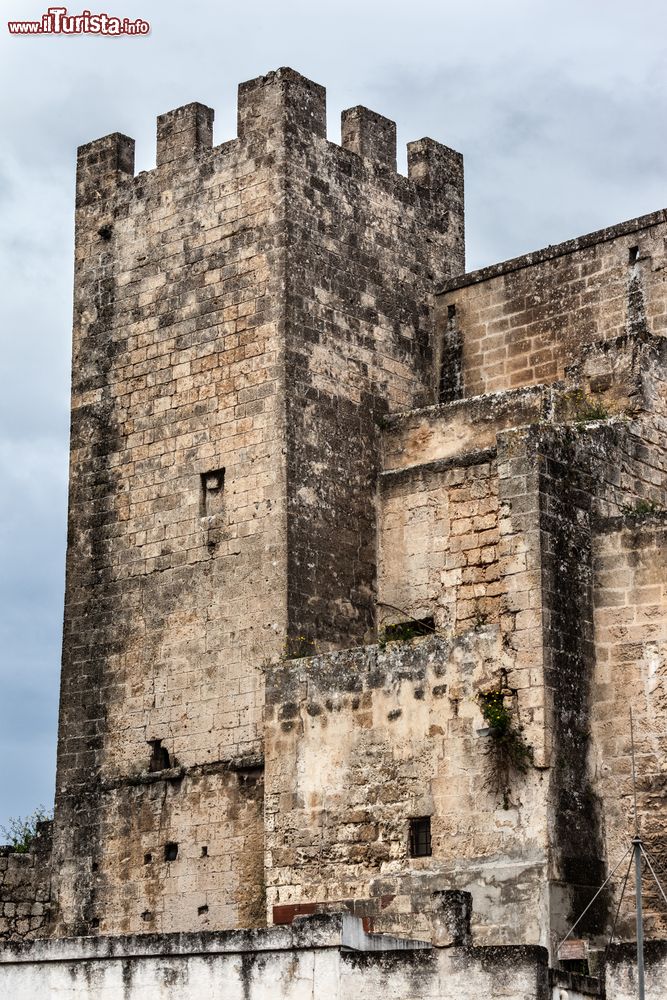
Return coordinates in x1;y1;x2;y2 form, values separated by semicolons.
278;80;464;651
371;337;667;951
52;66;465;939
56;84;289;938
437;212;667;398
591;517;667;940
378;451;501;634
264;634;551;947
0;822;52;942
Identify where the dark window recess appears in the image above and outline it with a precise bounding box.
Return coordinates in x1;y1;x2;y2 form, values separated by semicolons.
439;309;463;403
629;245;640;263
201;468;225;517
97;223;113;241
91;862;99;872
409;817;432;858
143;852;153;865
384;617;435;642
164;842;179;862
90;917;100;929
148;738;171;772
201;845;208;857
141;910;152;922
562;959;590;977
198;904;209;915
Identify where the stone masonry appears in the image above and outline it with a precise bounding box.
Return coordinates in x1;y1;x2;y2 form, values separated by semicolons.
2;65;667;1000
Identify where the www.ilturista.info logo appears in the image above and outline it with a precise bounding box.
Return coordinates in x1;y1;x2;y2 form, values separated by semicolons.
8;6;150;34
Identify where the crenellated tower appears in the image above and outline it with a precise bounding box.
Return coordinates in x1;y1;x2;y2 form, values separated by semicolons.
51;67;464;936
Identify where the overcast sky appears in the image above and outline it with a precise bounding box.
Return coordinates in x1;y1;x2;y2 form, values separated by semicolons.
1;0;666;834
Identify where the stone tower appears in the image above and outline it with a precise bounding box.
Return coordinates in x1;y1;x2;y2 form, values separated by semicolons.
4;64;667;1000
51;67;465;935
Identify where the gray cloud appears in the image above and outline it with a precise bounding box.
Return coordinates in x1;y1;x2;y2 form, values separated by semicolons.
1;0;666;831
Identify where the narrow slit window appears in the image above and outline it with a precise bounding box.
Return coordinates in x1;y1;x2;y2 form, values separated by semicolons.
409;817;432;858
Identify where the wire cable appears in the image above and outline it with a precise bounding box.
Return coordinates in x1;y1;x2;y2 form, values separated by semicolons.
603;849;634;961
557;845;632;954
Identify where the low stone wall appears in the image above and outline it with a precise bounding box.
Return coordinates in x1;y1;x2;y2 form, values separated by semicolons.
0;912;553;999
264;634;551;948
0;821;52;942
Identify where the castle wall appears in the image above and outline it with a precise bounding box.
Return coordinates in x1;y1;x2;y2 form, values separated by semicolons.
52;68;466;940
591;517;667;941
14;61;667;991
372;341;667;952
54;97;290;937
0;824;52;943
436;212;667;397
264;635;551;947
278;87;464;650
378;452;500;634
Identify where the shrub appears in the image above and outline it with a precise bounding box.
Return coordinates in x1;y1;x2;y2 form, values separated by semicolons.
1;806;52;854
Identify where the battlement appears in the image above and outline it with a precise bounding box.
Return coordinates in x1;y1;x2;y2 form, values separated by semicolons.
75;66;464;227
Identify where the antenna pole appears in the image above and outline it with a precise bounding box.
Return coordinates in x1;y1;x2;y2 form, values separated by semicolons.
634;837;646;1000
630;709;645;1000
630;707;640;837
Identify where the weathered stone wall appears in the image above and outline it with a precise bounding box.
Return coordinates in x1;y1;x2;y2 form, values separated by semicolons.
264;635;551;947
0;823;52;943
591;518;667;941
605;942;667;1000
371;337;667;952
279;83;464;651
0;913;552;1000
23;58;667;980
54;84;288;938
53;67;465;939
497;410;667;949
378;451;501;634
436;212;667;398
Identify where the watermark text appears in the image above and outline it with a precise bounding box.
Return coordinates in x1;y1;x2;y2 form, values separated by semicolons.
8;7;150;35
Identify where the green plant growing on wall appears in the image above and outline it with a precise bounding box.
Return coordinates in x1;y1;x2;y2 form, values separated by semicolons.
478;686;533;809
566;388;610;424
621;498;665;519
1;806;52;854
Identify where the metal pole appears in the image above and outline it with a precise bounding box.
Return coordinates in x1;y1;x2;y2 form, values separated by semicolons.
630;710;645;1000
630;708;640;837
634;837;646;1000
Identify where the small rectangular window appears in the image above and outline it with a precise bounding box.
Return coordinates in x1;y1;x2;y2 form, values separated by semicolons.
200;467;225;517
164;842;179;862
409;816;432;857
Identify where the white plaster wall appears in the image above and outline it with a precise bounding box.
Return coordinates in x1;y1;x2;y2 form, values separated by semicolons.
605;948;667;1000
0;916;551;1000
0;949;548;1000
